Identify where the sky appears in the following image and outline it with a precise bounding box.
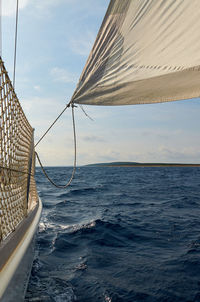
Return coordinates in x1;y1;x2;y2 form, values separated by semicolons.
1;0;200;166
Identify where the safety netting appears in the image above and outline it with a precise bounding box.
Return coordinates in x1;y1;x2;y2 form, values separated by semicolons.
0;57;38;241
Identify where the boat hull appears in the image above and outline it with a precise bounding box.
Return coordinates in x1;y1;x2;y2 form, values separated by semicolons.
0;198;42;302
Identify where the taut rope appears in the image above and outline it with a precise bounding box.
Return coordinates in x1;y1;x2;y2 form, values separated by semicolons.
13;0;19;88
0;0;2;57
35;102;71;148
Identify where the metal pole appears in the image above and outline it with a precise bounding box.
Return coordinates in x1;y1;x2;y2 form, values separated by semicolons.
26;129;35;211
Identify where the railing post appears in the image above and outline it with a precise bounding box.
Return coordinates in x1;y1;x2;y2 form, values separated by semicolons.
26;129;34;211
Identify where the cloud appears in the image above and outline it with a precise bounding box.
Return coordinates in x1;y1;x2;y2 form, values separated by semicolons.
157;146;200;163
20;96;70;132
2;0;73;17
140;129;183;140
70;31;96;56
81;135;106;143
50;67;77;84
2;0;29;16
33;0;64;11
34;85;41;91
98;153;121;162
29;0;72;18
77;147;122;166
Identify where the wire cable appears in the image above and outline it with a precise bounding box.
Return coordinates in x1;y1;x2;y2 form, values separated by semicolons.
0;0;2;57
13;0;19;88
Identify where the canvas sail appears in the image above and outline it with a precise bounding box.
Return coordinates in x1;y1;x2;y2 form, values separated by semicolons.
71;0;200;106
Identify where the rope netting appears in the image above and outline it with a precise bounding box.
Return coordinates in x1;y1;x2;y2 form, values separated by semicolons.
0;57;38;241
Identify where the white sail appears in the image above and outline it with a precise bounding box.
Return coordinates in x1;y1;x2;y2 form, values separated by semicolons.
72;0;200;106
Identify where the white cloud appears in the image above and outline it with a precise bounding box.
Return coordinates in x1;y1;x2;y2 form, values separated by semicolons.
50;67;77;84
157;146;200;163
2;0;29;16
33;0;63;10
2;0;73;17
20;96;69;131
81;135;105;143
70;31;96;56
29;0;68;18
77;148;121;166
34;85;41;91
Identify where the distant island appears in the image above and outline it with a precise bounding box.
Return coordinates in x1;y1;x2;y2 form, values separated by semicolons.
86;162;200;167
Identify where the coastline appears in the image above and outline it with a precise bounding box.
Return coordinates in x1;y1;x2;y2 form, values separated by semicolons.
86;163;200;167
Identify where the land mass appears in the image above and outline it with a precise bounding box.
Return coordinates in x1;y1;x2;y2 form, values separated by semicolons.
86;162;200;167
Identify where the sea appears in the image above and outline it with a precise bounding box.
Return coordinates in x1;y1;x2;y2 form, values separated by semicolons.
25;166;200;302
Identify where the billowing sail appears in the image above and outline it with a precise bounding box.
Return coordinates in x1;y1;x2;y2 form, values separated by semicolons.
72;0;200;106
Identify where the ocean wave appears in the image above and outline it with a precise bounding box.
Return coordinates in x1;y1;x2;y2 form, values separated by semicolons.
57;185;106;198
26;166;200;302
26;275;76;302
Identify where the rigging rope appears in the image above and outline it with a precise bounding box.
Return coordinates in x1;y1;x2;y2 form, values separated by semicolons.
10;0;76;188
79;105;94;121
13;0;19;88
35;101;72;148
0;0;2;57
35;104;77;188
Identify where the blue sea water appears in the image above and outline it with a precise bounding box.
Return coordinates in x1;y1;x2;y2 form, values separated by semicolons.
25;166;200;302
